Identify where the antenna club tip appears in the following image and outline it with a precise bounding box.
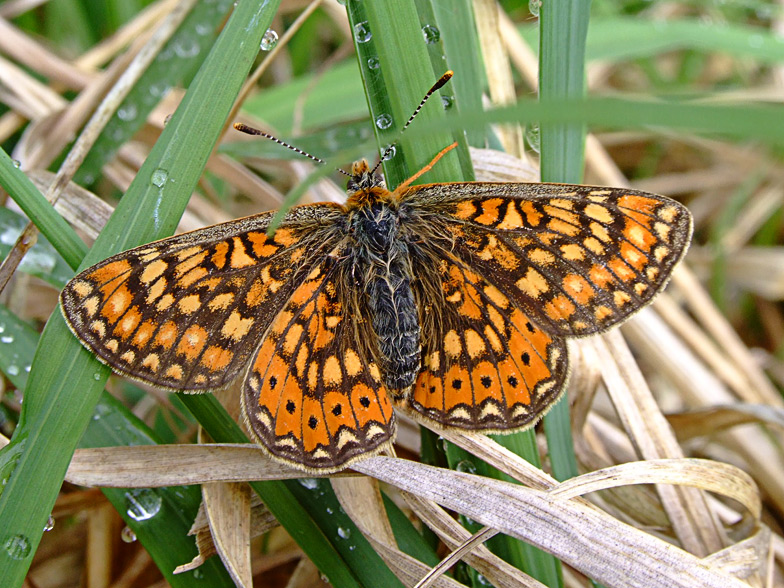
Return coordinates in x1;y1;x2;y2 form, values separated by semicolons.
433;70;453;91
233;122;248;132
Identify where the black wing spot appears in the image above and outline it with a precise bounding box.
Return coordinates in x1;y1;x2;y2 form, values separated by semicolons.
480;376;492;388
359;396;370;408
308;415;318;429
286;400;296;414
521;352;530;366
451;378;462;390
269;375;278;390
507;375;519;387
332;404;343;416
525;321;535;333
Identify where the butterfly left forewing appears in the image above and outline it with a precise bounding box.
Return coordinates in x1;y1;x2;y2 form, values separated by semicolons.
243;255;395;472
60;205;343;391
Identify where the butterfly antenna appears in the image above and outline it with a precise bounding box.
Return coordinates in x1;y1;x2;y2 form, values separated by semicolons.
233;123;352;177
372;70;454;174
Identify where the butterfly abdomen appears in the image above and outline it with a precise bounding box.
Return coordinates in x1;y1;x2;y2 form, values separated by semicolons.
351;203;421;394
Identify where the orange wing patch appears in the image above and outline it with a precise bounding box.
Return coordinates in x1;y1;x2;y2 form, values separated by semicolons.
243;257;394;472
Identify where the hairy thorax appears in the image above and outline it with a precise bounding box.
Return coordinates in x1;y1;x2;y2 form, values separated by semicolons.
347;195;421;397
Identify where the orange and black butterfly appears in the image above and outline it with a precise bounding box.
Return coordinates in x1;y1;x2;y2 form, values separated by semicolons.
60;76;692;473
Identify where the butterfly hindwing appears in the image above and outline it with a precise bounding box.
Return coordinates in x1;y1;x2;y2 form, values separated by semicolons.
407;246;568;431
60;205;344;391
403;182;692;337
243;255;395;472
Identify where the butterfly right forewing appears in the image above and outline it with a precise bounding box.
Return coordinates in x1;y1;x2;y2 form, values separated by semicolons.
403;182;692;338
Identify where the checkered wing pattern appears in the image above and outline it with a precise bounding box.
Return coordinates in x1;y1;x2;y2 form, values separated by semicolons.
408;245;568;430
401;181;691;430
60;205;344;391
406;182;692;337
243;256;395;471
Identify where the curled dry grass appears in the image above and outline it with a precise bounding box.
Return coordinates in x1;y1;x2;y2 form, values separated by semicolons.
1;1;783;587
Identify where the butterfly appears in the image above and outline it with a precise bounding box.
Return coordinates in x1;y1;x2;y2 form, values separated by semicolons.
60;134;692;472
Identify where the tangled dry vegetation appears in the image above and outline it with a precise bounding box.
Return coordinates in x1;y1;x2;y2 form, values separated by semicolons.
0;1;783;587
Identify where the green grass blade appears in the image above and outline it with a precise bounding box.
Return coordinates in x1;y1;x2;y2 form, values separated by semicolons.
0;304;235;585
0;148;86;269
345;0;466;188
0;3;280;584
178;393;402;588
76;0;236;185
521;16;784;66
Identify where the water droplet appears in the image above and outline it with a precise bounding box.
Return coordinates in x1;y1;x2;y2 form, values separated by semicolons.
125;488;162;521
441;95;454;109
117;104;137;121
354;21;372;43
529;0;542;16
120;526;137;543
476;573;494;586
298;478;319;490
422;24;440;44
3;534;31;560
151;168;169;188
193;568;204;580
24;365;31;373
195;23;211;36
1;336;14;344
525;123;540;153
367;56;380;70
93;372;101;381
382;144;396;161
325;507;333;514
260;28;278;51
375;113;393;130
164;113;173;126
6;365;18;376
11;159;21;169
0;325;5;333
43;515;55;532
174;39;200;58
337;526;351;540
149;83;170;98
455;460;477;475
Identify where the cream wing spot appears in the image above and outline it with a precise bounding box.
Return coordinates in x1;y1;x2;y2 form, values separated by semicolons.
140;259;168;283
444;330;461;358
222;310;254;341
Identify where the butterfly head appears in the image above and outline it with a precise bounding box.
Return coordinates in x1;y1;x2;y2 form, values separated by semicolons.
347;159;385;194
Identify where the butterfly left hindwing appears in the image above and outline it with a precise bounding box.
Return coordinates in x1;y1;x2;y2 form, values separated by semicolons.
243;255;395;472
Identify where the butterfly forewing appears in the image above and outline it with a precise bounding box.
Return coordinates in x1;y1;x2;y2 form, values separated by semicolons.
60;205;344;391
243;255;395;471
403;182;692;337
